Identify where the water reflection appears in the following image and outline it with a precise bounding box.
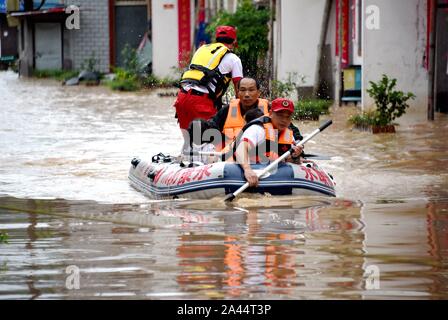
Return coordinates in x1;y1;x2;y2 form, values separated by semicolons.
174;199;365;299
2;192;448;299
25;210;41;300
426;202;448;297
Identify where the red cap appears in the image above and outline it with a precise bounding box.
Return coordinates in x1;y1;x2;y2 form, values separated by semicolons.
271;98;295;113
215;26;237;41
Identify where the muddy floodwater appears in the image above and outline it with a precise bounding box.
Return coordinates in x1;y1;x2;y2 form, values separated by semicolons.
0;71;447;299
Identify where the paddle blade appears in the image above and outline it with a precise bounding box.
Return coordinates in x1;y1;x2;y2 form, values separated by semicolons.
224;193;236;202
319;120;333;131
302;154;332;160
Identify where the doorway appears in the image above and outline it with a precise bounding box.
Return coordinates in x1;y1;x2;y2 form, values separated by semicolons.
435;2;448;113
114;2;149;68
34;23;62;70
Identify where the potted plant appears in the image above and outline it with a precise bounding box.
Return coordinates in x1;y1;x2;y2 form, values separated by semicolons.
349;75;415;133
293;99;332;121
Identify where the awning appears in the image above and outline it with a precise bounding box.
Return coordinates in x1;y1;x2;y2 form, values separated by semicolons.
1;0;65;13
9;7;67;18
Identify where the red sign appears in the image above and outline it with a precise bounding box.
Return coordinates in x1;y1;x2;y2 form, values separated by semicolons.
153;165;212;186
301;166;332;187
198;0;205;24
341;0;349;67
178;0;191;68
336;0;350;68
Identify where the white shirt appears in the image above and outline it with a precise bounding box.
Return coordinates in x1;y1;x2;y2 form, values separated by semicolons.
182;52;243;94
239;125;266;147
240;125;298;147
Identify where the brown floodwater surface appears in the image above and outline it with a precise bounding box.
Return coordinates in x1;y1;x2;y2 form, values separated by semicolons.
0;71;447;299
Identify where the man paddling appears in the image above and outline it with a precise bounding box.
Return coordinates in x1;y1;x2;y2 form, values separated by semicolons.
234;98;303;187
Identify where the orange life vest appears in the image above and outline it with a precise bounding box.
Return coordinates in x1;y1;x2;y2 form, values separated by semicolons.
219;99;269;150
238;116;294;163
263;121;294;160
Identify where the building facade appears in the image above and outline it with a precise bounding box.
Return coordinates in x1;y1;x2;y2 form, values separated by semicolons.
150;0;447;113
10;0;151;75
65;0;111;73
151;0;238;79
0;0;18;68
274;0;447;113
5;0;446;113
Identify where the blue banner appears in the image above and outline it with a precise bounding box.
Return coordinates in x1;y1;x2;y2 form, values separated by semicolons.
0;0;6;14
0;0;22;13
33;0;65;10
0;0;63;13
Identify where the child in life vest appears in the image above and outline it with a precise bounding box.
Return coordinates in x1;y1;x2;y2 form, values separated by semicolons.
185;109;265;164
220;108;265;160
243;108;264;124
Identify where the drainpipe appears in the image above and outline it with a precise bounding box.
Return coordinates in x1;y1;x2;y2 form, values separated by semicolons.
428;0;437;121
35;1;46;10
335;0;342;106
23;0;33;11
267;0;275;96
108;0;116;69
147;0;152;19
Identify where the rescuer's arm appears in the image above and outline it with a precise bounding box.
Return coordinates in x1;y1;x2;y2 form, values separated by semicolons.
235;140;259;187
232;77;242;98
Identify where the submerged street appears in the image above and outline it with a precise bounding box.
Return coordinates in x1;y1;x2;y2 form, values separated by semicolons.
0;71;447;299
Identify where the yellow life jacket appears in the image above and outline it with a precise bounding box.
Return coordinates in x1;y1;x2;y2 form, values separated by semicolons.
222;98;269;143
181;43;232;99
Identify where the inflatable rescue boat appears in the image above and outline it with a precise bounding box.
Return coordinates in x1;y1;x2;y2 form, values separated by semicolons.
128;155;336;200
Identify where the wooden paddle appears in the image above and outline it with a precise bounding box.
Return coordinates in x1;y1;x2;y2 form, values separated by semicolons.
224;120;333;202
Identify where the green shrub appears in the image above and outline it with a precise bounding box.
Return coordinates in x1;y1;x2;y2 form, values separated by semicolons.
33;69;79;81
106;45;143;92
207;0;270;78
293;99;332;120
81;52;100;73
0;261;7;272
270;73;306;99
141;74;178;88
0;231;9;244
158;77;178;87
107;79;140;91
366;74;415;126
348;109;377;127
121;45;141;77
109;46;177;91
107;67;140;91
